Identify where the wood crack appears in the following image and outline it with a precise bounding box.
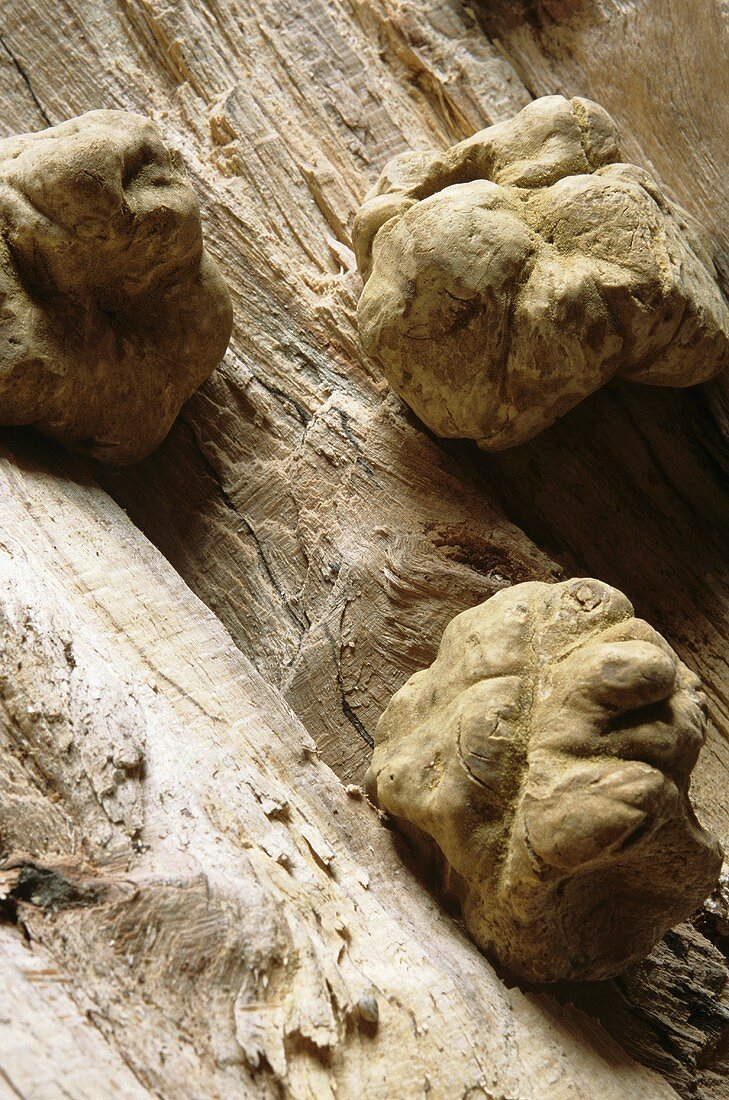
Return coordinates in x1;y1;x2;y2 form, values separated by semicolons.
0;33;51;126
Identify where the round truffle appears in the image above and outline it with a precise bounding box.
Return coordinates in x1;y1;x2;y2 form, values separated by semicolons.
354;96;729;450
366;578;722;982
0;110;233;463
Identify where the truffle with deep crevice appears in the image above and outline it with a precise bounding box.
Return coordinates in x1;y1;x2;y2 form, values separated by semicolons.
0;110;233;463
366;578;722;982
354;95;729;450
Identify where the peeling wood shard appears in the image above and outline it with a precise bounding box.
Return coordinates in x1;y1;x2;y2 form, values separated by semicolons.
0;110;232;463
367;577;723;982
355;95;729;449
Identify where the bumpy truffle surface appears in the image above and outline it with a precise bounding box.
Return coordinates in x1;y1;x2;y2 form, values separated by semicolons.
366;578;722;982
0;111;232;463
354;96;729;450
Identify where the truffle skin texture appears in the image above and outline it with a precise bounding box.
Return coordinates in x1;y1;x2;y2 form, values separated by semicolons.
354;95;729;450
366;578;723;982
0;111;233;463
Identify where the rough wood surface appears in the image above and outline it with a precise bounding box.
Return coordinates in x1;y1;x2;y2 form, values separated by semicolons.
0;438;679;1099
0;926;149;1099
562;922;729;1100
0;0;556;785
0;1;727;1096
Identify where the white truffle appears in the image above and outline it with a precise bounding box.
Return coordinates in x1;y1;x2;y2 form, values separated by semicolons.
0;111;232;463
354;96;729;450
366;578;722;982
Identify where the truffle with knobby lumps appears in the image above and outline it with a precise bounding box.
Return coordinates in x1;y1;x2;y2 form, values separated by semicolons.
366;578;722;982
354;95;729;450
0;110;233;463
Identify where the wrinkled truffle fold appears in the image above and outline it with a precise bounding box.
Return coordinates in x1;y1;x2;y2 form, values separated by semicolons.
366;578;722;982
0;111;233;463
354;96;729;450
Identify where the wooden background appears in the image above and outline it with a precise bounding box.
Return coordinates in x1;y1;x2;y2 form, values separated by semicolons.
0;1;727;1097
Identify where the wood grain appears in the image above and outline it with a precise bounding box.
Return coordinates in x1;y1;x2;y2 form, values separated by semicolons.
0;0;556;784
0;1;726;1095
0;436;676;1099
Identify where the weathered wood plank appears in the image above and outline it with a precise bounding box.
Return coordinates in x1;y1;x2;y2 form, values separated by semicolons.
0;436;676;1099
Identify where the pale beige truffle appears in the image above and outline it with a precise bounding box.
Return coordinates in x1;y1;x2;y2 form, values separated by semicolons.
354;96;729;450
366;578;722;982
0;111;233;463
